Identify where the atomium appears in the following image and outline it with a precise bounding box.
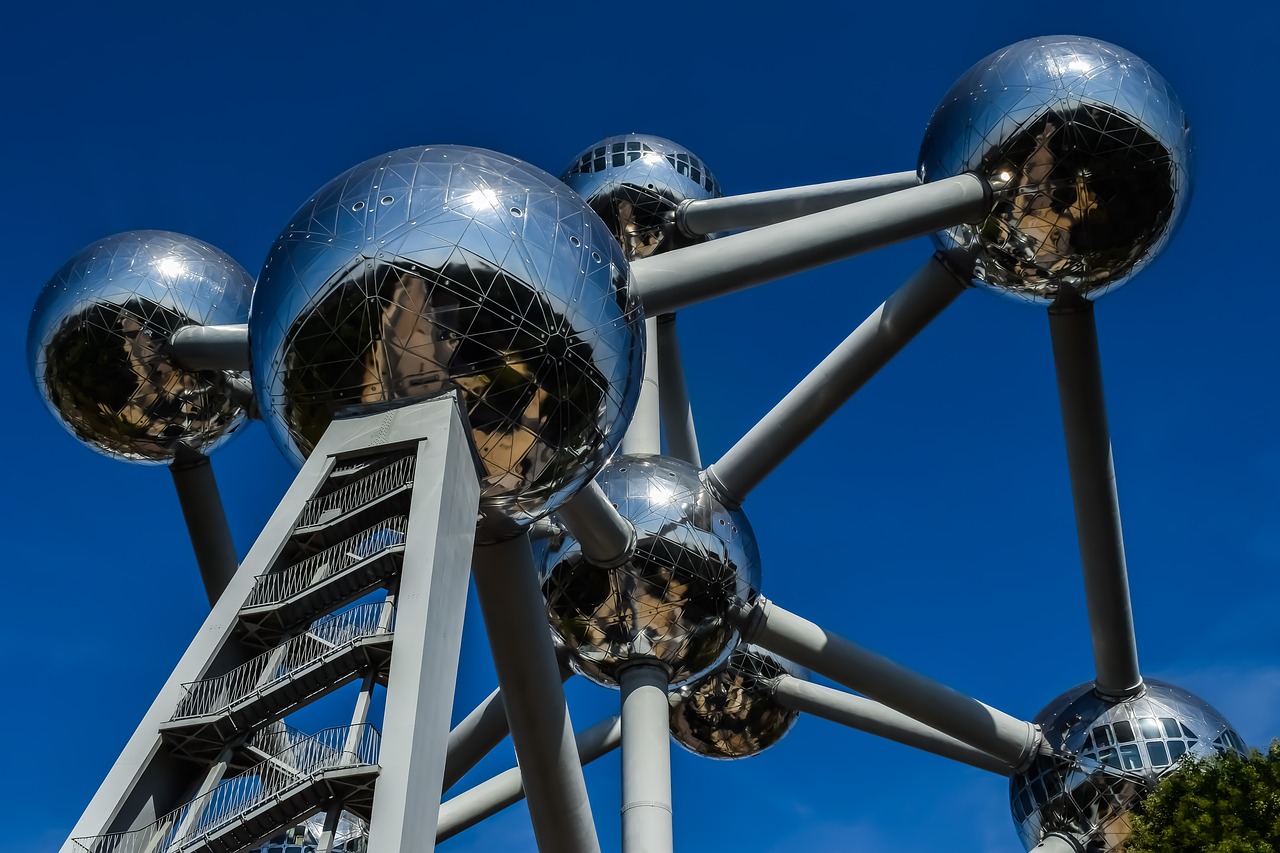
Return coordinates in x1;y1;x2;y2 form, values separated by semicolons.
1011;679;1247;852
537;454;761;687
27;230;252;463
919;35;1193;303
248;145;645;543
561;134;721;261
668;644;803;760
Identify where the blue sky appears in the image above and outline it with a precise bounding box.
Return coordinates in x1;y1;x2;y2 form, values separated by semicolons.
3;2;1277;851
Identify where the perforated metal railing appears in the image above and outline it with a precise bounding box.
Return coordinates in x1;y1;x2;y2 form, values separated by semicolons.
173;601;396;721
72;724;381;853
244;516;408;609
296;455;415;528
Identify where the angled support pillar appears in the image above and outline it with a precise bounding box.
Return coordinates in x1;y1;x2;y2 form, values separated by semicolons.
1048;296;1142;699
1035;833;1084;852
677;171;920;235
472;534;601;853
734;598;1042;770
169;446;239;606
655;314;701;467
621;316;662;457
557;481;636;568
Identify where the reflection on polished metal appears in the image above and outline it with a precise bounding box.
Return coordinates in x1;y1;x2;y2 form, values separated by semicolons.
562;134;721;261
28;230;252;463
41;34;1238;853
249;145;645;543
538;454;761;688
1011;680;1247;852
920;35;1193;303
668;644;802;759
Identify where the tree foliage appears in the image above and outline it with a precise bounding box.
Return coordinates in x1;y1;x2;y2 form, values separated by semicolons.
1124;742;1280;852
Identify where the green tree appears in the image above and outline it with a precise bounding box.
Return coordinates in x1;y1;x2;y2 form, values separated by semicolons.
1124;742;1280;852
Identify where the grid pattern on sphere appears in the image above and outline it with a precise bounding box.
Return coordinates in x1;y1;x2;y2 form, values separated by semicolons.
918;36;1191;303
249;146;644;541
1010;679;1247;852
539;454;760;688
29;231;252;462
668;644;800;759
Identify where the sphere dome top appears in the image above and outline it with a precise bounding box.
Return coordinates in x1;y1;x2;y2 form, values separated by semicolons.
919;35;1193;304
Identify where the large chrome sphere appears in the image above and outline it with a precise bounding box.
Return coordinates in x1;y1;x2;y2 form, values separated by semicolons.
1011;679;1248;851
538;454;761;688
249;145;645;543
919;36;1192;303
27;231;252;463
561;134;721;261
668;644;803;759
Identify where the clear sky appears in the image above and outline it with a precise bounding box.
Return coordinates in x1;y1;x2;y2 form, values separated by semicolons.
3;2;1277;851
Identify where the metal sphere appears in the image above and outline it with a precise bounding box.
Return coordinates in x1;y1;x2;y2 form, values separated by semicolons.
249;145;645;543
668;644;803;759
561;134;721;261
1010;679;1248;851
919;36;1192;303
27;230;252;463
538;454;762;688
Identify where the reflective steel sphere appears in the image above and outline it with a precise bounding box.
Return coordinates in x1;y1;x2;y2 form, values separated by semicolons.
538;454;761;687
27;231;252;463
249;145;645;543
1011;679;1248;851
668;644;802;759
919;36;1192;303
561;134;721;261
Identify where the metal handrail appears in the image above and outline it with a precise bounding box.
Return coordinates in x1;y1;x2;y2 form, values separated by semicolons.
172;601;396;721
296;455;415;528
73;724;381;853
245;516;408;609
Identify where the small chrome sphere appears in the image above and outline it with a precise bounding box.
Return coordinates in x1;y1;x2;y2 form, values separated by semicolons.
27;231;252;463
561;134;721;261
538;454;761;688
919;36;1193;303
668;644;802;759
249;145;645;543
1011;679;1248;851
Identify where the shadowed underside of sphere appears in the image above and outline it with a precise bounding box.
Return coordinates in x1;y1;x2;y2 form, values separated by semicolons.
561;134;721;261
28;231;252;463
249;145;644;543
538;454;761;688
1011;679;1247;852
919;35;1192;303
668;644;802;759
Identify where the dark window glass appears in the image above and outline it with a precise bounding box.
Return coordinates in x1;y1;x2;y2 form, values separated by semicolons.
1082;733;1094;751
1181;722;1198;738
613;152;626;167
1093;726;1114;747
627;140;640;151
1112;720;1135;743
1032;775;1048;803
1119;744;1143;770
1161;718;1181;738
1147;741;1169;766
594;147;606;158
1099;747;1120;769
1168;741;1187;761
1018;787;1033;821
594;157;606;172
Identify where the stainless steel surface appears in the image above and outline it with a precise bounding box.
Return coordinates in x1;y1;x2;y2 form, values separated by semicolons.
538;454;762;688
249;145;645;543
28;230;252;463
620;662;674;853
168;323;250;371
668;644;801;759
919;36;1192;303
561;134;720;261
1011;679;1247;852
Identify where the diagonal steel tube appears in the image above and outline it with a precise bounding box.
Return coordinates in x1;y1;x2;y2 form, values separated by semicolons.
472;534;601;853
771;676;1013;775
734;598;1042;770
704;255;967;508
557;481;636;568
655;314;701;467
678;171;920;235
169;446;239;607
436;716;622;843
631;173;988;315
1048;297;1142;699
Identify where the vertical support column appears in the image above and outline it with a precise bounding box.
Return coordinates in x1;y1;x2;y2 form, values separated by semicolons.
655;314;701;467
366;401;480;853
619;661;673;853
170;446;239;606
1048;298;1142;699
472;534;601;853
622;316;662;457
316;803;345;853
